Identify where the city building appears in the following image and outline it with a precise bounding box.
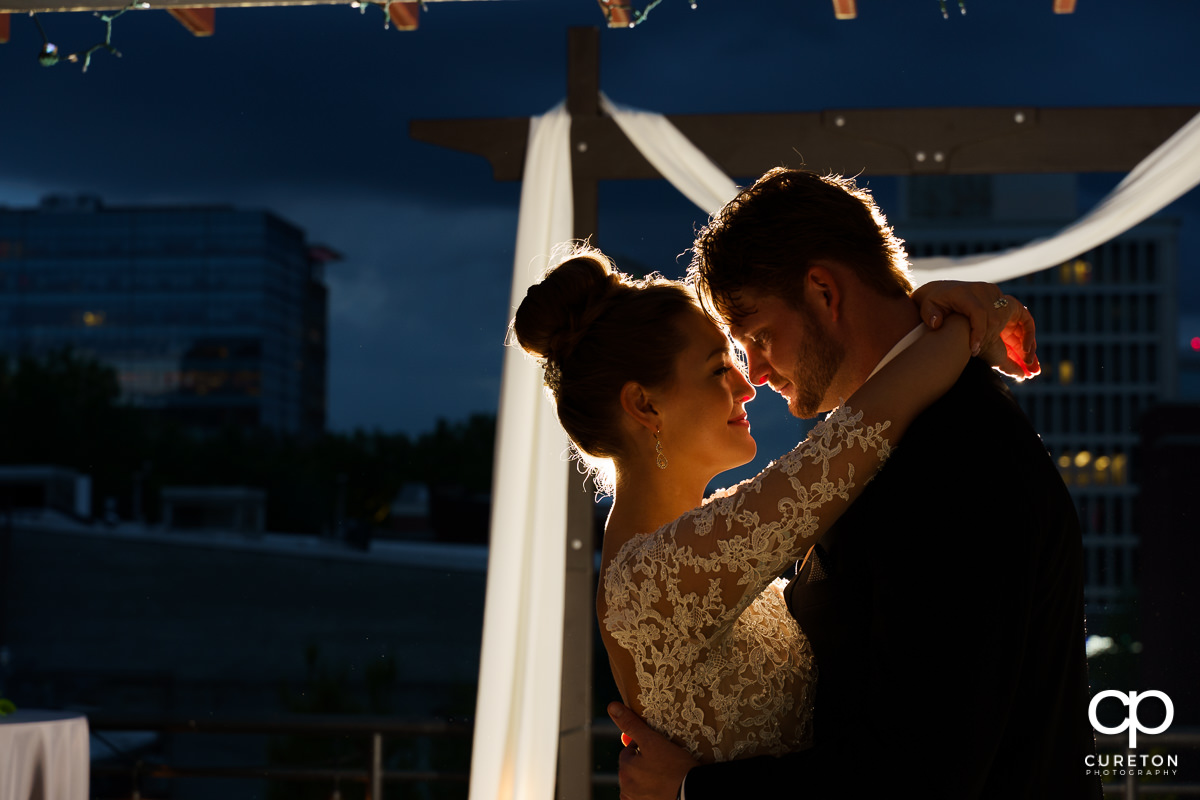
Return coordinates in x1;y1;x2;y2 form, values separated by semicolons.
0;195;333;436
896;174;1180;621
1137;403;1200;721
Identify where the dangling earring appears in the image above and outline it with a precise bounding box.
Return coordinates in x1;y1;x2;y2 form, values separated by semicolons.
654;430;668;470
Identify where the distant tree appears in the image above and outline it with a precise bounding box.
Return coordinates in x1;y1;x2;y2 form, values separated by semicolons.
0;348;496;535
0;348;144;513
413;414;496;494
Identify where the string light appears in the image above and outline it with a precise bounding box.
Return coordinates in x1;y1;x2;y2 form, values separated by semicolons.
31;13;59;66
349;0;426;31
598;0;696;29
604;0;971;26
937;0;967;18
29;1;148;72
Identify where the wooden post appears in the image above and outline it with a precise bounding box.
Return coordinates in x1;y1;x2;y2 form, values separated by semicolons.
557;27;599;800
568;27;600;242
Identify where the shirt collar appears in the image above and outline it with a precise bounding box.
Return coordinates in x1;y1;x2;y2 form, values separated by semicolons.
866;324;925;381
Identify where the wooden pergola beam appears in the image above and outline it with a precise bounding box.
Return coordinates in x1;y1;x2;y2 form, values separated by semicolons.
832;0;856;19
386;0;418;30
411;105;1200;183
0;0;1086;23
167;6;214;35
0;0;452;13
831;0;1074;19
596;0;628;27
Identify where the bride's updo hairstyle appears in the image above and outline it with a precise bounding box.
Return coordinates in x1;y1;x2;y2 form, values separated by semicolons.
513;245;700;466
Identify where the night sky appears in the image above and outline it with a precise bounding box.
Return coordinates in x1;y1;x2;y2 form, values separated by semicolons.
2;0;1198;454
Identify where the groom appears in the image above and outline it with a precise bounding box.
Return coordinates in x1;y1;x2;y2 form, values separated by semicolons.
609;168;1100;798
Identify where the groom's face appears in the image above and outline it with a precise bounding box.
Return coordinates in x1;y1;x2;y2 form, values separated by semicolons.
728;291;845;419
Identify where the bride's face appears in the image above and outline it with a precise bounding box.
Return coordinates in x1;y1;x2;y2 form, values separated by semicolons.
655;309;757;477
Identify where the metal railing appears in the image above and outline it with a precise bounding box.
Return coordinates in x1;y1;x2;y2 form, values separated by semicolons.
90;714;474;798
89;716;1200;798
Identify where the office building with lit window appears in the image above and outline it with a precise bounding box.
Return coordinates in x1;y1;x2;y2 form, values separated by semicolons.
896;175;1179;619
0;195;333;435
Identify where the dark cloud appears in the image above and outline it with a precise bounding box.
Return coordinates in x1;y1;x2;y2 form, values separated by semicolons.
1;0;1198;434
244;191;521;433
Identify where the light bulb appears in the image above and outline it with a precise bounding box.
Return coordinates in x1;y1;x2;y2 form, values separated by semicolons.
38;42;60;67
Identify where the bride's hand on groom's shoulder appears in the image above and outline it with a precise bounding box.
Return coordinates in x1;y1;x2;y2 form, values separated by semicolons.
608;702;698;800
913;280;1041;380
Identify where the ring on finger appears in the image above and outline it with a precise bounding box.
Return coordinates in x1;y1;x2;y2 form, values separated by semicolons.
993;297;1009;309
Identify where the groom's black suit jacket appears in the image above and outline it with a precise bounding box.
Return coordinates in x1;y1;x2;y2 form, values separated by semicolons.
686;359;1101;798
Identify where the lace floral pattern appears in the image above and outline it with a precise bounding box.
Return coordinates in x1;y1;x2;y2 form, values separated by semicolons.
602;405;891;763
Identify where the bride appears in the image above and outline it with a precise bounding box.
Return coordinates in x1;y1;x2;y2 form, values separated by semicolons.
511;245;1029;765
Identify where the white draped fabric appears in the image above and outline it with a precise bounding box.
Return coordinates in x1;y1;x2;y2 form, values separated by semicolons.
601;94;739;214
470;98;1200;800
908;109;1200;285
0;711;89;800
468;102;574;800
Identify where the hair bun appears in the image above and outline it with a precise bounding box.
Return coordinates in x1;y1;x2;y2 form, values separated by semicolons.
513;247;624;365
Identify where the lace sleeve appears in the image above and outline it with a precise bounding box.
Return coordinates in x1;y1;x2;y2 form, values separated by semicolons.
604;403;892;646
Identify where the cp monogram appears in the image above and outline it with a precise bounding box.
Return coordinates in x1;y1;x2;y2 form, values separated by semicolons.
1089;690;1174;748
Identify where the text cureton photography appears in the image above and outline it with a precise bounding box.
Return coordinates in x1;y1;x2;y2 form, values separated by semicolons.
1084;753;1178;779
1087;690;1180;779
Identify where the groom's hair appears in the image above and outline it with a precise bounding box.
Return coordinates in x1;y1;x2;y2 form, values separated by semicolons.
689;168;913;323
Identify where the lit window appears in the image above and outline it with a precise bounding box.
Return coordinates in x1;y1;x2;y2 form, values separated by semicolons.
1111;454;1128;485
82;311;105;327
1057;451;1074;486
1058;259;1093;284
1058;360;1075;385
1072;451;1092;487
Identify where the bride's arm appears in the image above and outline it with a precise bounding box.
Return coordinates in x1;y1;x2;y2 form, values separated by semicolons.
610;315;972;638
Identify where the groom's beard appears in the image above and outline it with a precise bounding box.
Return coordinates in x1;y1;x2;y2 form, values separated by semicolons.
789;310;845;419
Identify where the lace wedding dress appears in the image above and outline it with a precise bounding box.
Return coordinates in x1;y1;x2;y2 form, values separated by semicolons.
602;406;892;764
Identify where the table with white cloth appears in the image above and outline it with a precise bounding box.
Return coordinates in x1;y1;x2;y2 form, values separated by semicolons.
0;710;90;800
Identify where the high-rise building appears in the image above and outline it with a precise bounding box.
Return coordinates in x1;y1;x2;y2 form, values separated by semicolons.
0;195;333;435
896;175;1179;621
